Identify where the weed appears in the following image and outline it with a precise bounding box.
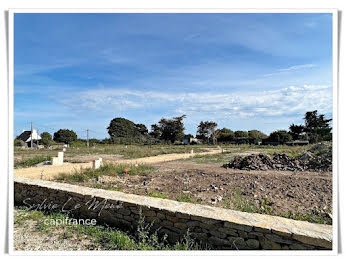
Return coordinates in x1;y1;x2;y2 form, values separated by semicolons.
146;191;168;199
57;163;156;182
14;156;51;168
176;193;198;203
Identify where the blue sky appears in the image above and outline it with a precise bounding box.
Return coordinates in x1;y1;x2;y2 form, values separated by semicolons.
14;13;333;139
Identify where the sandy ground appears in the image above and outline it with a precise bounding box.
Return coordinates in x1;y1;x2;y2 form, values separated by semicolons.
14;148;222;180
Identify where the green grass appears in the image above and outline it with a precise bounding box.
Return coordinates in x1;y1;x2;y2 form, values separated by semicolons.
14;155;51;168
223;188;259;213
146;191;169;199
279;210;332;225
188;152;235;164
176;193;200;204
14;207;209;250
57;163;156;182
14;144;211;162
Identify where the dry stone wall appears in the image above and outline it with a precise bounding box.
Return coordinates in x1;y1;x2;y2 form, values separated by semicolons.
14;177;332;250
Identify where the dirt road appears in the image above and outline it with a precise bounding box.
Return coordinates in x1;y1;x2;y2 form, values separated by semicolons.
14;148;222;180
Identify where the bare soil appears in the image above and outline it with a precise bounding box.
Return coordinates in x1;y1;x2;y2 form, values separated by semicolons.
71;160;332;219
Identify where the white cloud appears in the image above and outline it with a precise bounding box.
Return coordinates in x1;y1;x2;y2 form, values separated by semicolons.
58;84;332;121
262;64;317;77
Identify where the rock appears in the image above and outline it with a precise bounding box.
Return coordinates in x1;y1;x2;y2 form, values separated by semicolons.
228;237;247;248
209;230;227;239
246;239;260;249
208;236;232;246
259;237;282;250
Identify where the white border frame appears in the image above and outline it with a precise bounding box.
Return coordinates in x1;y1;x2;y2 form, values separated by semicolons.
8;8;339;256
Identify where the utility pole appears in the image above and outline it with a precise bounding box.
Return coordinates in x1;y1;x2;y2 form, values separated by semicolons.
30;121;33;149
86;129;89;147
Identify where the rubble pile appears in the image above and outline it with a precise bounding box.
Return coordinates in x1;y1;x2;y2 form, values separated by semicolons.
224;143;332;172
297;143;332;172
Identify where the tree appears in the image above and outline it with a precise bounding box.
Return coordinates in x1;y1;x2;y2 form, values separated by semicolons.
248;130;267;143
149;124;161;139
156;115;186;143
197;121;218;144
266;130;292;144
135;124;148;135
289;124;305;140
234;130;248;138
184;133;194;139
40;132;52;146
107;118;148;143
53;129;77;144
216;128;235;142
304;110;332;143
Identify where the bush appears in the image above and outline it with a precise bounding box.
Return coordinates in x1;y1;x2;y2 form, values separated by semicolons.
40;132;53;146
14;139;25;147
70;140;87;147
15;156;51;168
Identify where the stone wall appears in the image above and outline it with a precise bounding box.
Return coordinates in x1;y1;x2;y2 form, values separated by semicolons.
14;177;332;250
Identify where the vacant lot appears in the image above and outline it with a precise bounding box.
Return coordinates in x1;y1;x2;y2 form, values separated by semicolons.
14;144;332;225
51;144;332;225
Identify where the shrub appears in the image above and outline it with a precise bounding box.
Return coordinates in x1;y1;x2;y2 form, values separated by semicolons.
14;156;51;168
14;139;25;147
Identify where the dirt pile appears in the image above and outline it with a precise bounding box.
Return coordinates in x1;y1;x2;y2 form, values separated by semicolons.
224;143;332;172
297;143;332;172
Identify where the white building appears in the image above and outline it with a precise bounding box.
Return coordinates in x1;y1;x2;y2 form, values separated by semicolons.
16;129;42;147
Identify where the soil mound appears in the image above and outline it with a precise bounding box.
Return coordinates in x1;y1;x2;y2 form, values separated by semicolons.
224;143;332;172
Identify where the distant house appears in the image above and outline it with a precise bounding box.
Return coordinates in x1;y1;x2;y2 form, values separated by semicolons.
183;136;203;145
16;129;41;147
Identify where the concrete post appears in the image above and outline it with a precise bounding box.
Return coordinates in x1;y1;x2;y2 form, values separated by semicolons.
58;152;64;164
93;159;101;169
51;157;59;165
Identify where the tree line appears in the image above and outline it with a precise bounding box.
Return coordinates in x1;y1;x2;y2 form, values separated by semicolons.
103;110;332;145
14;110;332;147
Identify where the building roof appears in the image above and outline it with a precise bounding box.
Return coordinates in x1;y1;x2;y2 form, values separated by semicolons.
16;130;41;142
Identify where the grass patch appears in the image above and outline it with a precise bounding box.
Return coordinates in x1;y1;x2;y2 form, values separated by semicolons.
279;210;332;225
56;163;156;182
14;144;211;162
14;207;209;250
14;155;51;168
188;152;235;164
176;193;199;203
223;188;259;213
146;191;169;199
